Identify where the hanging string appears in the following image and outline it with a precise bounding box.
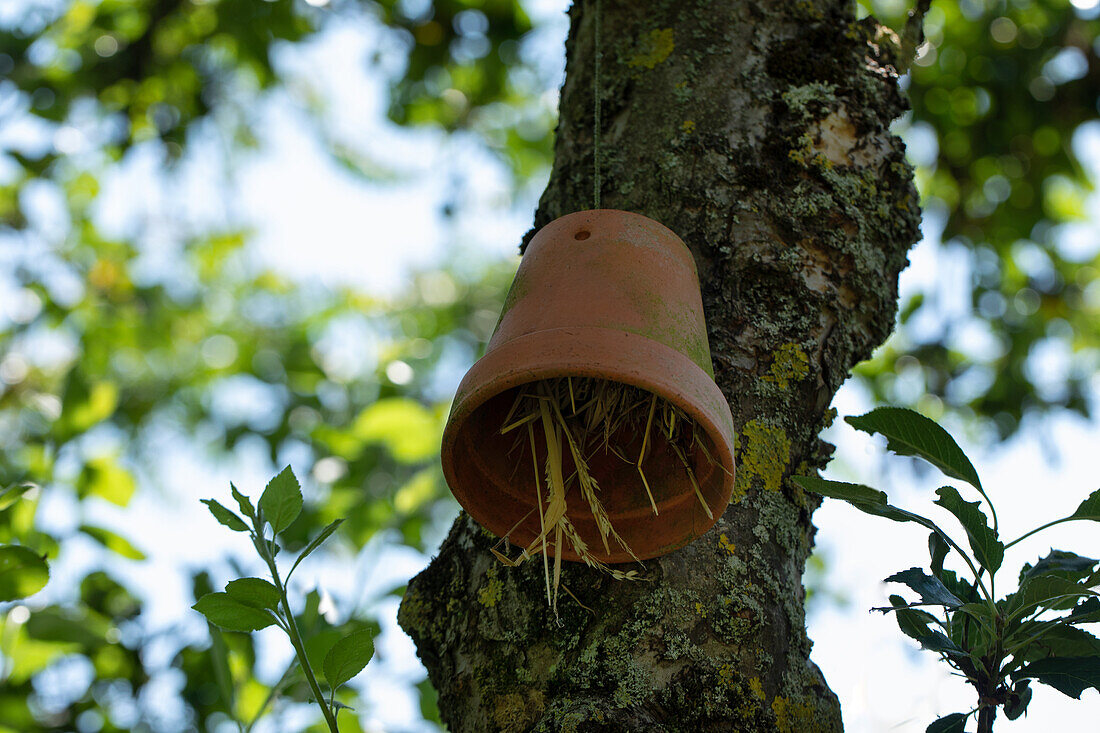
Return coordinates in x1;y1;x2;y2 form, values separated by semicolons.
593;0;602;209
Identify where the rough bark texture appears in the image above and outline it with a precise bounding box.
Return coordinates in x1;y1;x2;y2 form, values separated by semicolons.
399;1;921;730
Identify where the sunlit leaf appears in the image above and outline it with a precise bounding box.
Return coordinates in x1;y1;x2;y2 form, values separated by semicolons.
65;381;119;433
353;398;441;463
0;483;34;511
79;525;146;560
192;592;276;632
393;469;438;514
845;408;982;490
83;457;137;507
323;628;375;690
225;578;282;611
231;482;256;521
202;499;250;533
259;466;302;535
0;545;49;601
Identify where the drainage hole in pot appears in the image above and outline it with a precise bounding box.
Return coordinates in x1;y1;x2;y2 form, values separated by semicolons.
574;230;590;241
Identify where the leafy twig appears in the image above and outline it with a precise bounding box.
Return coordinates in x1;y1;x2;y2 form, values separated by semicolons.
796;408;1100;732
194;467;374;732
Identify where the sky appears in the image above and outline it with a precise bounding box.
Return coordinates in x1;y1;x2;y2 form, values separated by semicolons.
4;0;1100;731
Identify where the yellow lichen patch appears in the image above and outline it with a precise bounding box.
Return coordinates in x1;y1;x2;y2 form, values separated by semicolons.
628;28;674;69
478;565;503;607
719;532;736;555
734;419;791;497
772;695;817;733
749;677;766;701
718;663;736;689
763;343;810;390
681;120;695;134
794;0;824;20
491;690;545;731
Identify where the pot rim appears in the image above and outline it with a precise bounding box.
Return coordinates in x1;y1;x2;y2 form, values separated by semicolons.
442;325;736;563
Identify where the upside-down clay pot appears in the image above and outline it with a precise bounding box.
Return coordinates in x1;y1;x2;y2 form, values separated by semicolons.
441;210;736;563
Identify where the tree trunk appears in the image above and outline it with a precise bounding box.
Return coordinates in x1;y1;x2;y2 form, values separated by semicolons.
399;1;920;730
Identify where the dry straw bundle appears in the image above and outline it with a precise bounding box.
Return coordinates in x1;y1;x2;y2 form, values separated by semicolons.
491;377;724;614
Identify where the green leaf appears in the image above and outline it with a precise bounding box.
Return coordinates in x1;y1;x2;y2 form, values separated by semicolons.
845;408;982;490
1011;656;1100;699
933;487;1003;573
1009;574;1095;619
1004;680;1032;721
25;607;109;647
1069;488;1100;521
0;483;34;511
230;482;255;520
79;525;146;560
225;578;282;611
949;606;994;660
1018;625;1100;664
323;628;375;690
201;499;249;533
83;457;137;507
936;570;977;606
304;628;343;676
928;531;949;578
1021;550;1098;584
885;594;939;642
916;629;965;656
0;545;49;601
417;676;441;724
259;466;302;535
792;477;953;537
926;712;969;733
886;567;964;609
208;624;236;717
287;518;345;582
353;398;441;463
1066;598;1100;625
192;592;277;632
791;476;887;505
956;602;994;626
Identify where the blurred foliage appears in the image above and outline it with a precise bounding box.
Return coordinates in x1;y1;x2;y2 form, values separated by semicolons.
860;0;1100;438
2;0;1100;730
0;168;511;725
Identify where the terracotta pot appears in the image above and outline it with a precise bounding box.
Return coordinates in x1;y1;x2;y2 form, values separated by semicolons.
441;209;736;563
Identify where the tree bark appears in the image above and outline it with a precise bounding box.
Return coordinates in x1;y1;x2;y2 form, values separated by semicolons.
399;1;920;730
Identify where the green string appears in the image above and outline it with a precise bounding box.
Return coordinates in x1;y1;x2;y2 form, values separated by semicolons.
593;0;602;209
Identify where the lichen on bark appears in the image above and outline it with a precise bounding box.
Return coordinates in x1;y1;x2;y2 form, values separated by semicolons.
399;1;921;730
